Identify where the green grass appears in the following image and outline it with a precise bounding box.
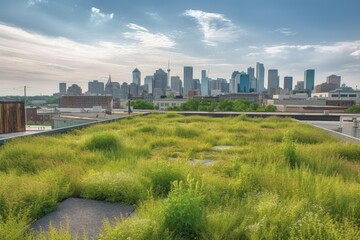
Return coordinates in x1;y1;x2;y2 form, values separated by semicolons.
0;113;359;239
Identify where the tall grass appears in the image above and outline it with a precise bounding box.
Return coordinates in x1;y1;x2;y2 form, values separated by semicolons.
0;114;359;239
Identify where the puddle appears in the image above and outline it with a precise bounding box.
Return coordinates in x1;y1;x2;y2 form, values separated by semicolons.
212;145;232;150
189;159;216;166
30;198;134;239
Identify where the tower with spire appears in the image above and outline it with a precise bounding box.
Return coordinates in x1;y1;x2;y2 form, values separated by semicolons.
167;60;171;88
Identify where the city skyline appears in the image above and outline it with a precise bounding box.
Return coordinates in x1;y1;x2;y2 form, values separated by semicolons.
0;0;360;95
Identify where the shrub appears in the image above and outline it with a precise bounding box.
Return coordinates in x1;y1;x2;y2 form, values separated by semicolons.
163;176;204;239
84;133;121;152
144;163;185;197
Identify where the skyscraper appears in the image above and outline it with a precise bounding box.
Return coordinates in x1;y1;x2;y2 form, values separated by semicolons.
247;67;256;91
201;70;209;96
239;74;250;92
304;69;315;92
268;69;279;94
256;62;265;92
88;80;104;95
132;68;141;85
171;76;182;95
144;75;154;94
153;68;167;98
59;82;66;94
183;66;193;97
284;76;293;91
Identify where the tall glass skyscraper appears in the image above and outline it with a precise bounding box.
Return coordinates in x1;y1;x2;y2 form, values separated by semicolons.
304;69;315;92
284;76;293;91
256;62;265;92
183;66;193;97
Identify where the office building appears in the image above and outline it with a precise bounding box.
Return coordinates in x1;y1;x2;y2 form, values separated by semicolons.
183;66;193;97
284;76;293;91
294;81;305;91
59;83;66;94
171;76;182;95
88;80;104;95
239;74;250;92
132;68;141;85
144;75;154;94
268;69;279;94
256;62;265;92
201;70;209;96
304;69;315;92
247;67;256;91
153;69;167;98
67;84;82;96
326;74;341;88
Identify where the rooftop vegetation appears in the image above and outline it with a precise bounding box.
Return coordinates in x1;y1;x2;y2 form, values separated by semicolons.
0;113;359;239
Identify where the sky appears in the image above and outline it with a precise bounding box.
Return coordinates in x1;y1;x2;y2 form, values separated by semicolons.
0;0;359;95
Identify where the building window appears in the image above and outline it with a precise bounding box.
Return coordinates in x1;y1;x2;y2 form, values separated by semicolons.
349;94;357;97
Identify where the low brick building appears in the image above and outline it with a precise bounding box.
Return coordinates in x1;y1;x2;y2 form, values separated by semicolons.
59;96;113;109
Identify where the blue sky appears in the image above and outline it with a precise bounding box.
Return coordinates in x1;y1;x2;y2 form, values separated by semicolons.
0;0;359;95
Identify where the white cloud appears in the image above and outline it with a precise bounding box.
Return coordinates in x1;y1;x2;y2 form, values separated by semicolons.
27;0;47;7
123;23;175;48
90;7;114;25
183;9;242;46
145;12;162;21
0;23;209;95
265;41;360;56
275;28;297;36
350;50;360;57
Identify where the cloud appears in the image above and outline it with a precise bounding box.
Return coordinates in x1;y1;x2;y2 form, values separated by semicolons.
123;23;176;48
27;0;47;6
90;7;114;25
145;12;162;21
350;50;360;57
265;41;360;56
183;9;242;46
0;23;210;95
275;28;297;36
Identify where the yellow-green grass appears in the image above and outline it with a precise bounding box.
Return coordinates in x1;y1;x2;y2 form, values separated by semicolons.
0;113;359;239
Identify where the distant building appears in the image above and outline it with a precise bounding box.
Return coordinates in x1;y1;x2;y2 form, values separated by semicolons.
284;76;293;91
326;74;341;88
105;75;121;99
119;82;129;99
256;62;265;92
67;84;82;96
132;68;141;85
59;95;113;109
154;68;167;98
247;67;256;91
59;83;66;94
238;74;250;93
304;69;315;93
144;75;154;94
171;76;182;95
129;83;139;98
201;70;209;96
153;98;187;110
183;66;193;97
88;80;104;95
193;79;201;91
294;81;304;91
314;82;338;93
268;69;279;96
